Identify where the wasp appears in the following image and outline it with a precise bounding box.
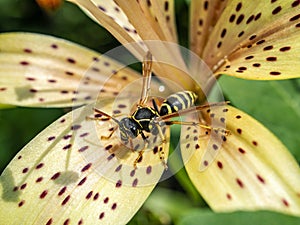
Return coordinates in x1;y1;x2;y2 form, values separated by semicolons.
88;52;228;169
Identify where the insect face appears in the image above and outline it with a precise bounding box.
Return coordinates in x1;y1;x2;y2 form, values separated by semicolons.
118;117;139;142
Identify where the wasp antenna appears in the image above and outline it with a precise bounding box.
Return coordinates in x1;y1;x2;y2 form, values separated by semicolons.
92;107;121;124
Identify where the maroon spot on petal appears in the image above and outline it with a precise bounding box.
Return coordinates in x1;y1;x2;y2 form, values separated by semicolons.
252;141;258;146
238;147;246;154
132;178;138;187
58;186;67;196
292;0;300;7
23;48;32;53
256;174;265;184
115;164;122;172
249;34;257;40
93;193;99;201
252;63;261;67
17;155;22;160
103;197;109;204
48;136;55;141
236;178;244;188
81;163;92;172
266;56;277;61
118;104;127;108
80;132;89;138
226;193;232;200
40;190;48;199
51;44;58;49
290;14;300;22
279;46;291;52
113;110;121;114
130;169;136;177
203;160;208;167
36;163;44;169
238;31;244;37
63;219;70;225
186;143;190;148
111;203;117;210
18;200;25;207
93;56;99;61
237;128;242;134
67;58;76;64
270;71;281;75
229;14;236;22
20;183;27;190
255;12;261;20
246;15;254;24
256;39;265;45
217;161;223;169
63;134;72;140
51;172;61;180
65;71;74;76
60;90;69;94
71;124;81;130
78;219;83;225
105;144;113;151
46;219;53;225
86;191;93;200
78;146;89;152
195;144;200;149
26;77;36;81
212;144;218;150
263;45;273;51
0;87;7;92
13;186;18;192
30;89;38;93
146;166;152;174
282;198;289;207
78;177;87;186
36;177;43;183
60;119;66;124
63;144;72;150
236;14;245;24
272;6;282;14
48;79;56;83
62;195;71;205
20;61;30;66
115;180;122;188
245;55;254;60
22;167;29;173
99;212;105;220
107;154;115;161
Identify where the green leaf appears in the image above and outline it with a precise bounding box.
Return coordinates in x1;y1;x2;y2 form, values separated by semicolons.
220;76;300;162
178;210;300;225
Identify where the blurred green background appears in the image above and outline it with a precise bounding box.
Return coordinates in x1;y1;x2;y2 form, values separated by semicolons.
0;1;299;224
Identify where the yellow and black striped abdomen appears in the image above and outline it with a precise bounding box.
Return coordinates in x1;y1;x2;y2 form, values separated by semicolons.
159;91;198;116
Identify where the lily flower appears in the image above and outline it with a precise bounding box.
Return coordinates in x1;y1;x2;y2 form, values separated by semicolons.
1;1;300;224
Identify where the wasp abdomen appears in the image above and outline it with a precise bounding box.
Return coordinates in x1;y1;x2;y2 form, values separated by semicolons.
159;91;198;116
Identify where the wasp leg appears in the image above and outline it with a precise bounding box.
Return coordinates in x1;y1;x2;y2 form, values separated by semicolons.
100;126;119;140
153;123;168;170
165;120;230;136
133;150;144;169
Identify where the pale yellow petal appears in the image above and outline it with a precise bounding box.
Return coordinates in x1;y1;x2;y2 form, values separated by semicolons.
0;98;170;224
181;105;300;215
189;0;228;57
0;33;144;107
